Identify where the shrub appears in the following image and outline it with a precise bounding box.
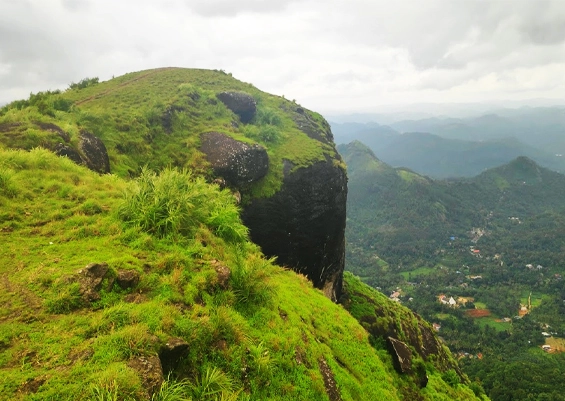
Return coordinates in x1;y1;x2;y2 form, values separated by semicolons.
256;108;282;127
151;376;191;401
257;125;281;143
441;369;460;387
0;168;17;197
191;367;237;400
69;77;100;90
118;168;248;243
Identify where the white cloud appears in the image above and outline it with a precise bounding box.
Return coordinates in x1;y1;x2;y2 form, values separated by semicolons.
2;0;565;112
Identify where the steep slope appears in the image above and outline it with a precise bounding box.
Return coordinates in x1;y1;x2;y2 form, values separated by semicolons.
340;141;565;401
0;148;483;400
0;68;346;299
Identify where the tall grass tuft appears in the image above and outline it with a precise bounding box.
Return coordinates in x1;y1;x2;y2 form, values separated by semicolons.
0;167;17;197
191;367;237;400
230;248;274;309
151;376;192;401
118;168;247;243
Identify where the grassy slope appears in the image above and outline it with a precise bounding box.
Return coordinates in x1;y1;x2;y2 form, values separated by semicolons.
0;68;337;199
0;148;482;400
0;149;483;400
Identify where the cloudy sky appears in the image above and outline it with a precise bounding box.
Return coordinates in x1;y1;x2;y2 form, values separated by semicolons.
2;0;565;113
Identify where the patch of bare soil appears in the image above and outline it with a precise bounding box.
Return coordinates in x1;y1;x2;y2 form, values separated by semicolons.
318;357;342;401
465;309;491;318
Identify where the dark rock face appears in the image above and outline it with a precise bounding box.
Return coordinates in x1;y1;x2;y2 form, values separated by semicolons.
387;337;412;374
116;269;140;290
78;130;110;173
159;337;189;372
200;132;269;187
55;143;83;165
242;159;347;301
217;92;257;123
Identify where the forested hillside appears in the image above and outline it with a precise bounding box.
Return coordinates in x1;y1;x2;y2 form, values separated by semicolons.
340;140;565;400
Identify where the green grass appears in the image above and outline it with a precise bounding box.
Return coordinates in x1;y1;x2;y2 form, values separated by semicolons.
0;148;483;400
474;317;510;332
519;290;544;308
400;266;436;280
474;302;487;309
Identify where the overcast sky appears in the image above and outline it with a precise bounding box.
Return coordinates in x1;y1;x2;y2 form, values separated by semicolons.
2;0;565;113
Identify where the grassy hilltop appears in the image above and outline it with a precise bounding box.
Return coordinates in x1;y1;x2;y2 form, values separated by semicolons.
0;69;483;400
0;68;338;198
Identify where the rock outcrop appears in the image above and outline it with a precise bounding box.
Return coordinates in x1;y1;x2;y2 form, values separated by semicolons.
216;91;257;123
54;131;110;174
387;337;412;374
201;101;347;301
341;274;466;383
78;130;110;174
200;132;269;187
75;262;110;302
242;159;347;301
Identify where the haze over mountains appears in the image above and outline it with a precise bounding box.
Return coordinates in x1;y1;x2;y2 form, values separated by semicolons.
331;106;565;178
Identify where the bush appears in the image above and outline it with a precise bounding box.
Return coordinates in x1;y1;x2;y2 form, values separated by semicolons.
257;125;281;143
441;369;460;387
69;77;99;90
118;168;248;243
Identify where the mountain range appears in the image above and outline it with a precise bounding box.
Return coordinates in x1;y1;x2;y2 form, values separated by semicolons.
331;107;565;178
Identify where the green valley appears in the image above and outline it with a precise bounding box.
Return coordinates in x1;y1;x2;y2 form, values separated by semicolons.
340;140;565;400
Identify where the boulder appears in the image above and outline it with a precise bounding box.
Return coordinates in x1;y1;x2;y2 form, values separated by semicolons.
387;337;412;374
242;159;347;301
54;143;83;165
200;132;269;187
127;355;164;398
78;130;110;173
217;91;257;123
116;269;140;290
159;337;189;372
76;262;109;302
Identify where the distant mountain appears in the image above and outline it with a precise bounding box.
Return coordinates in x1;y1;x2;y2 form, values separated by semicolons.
331;121;565;178
330;121;399;150
339;140;565;272
388;107;565;155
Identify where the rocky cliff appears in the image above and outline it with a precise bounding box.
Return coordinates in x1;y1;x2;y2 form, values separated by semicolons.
0;68;347;300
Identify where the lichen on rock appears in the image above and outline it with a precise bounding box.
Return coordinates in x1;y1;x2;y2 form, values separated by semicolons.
200;131;269;187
